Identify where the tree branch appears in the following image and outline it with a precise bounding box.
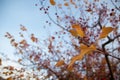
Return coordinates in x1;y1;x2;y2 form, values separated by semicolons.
111;0;120;11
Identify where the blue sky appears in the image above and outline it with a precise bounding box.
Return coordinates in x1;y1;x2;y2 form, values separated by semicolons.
0;0;119;61
0;0;50;59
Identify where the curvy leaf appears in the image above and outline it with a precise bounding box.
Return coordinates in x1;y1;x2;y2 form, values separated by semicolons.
55;60;65;67
50;0;56;5
68;44;96;69
72;24;85;37
99;27;114;39
69;29;78;37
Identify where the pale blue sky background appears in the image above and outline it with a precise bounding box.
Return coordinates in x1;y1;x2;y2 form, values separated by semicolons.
0;0;119;60
0;0;51;59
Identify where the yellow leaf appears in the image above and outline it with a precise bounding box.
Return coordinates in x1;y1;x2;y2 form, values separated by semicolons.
80;44;96;55
99;27;114;39
68;44;96;68
55;60;65;67
7;77;13;80
50;0;56;5
64;2;69;6
69;29;78;37
72;24;85;37
67;64;74;71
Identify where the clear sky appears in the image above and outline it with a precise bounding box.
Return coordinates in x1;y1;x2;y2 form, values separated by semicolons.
0;0;119;62
0;0;50;59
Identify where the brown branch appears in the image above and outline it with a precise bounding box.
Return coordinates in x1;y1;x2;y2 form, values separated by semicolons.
102;35;120;49
101;35;120;80
104;54;114;80
47;13;68;31
108;54;120;60
111;0;120;11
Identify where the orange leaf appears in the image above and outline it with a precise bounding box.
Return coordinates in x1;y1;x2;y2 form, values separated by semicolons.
31;34;38;43
86;9;92;12
68;44;96;68
69;29;78;37
50;0;56;5
20;40;26;44
7;77;12;80
55;60;65;67
67;64;74;71
9;66;14;70
64;2;69;6
71;24;85;37
99;27;114;39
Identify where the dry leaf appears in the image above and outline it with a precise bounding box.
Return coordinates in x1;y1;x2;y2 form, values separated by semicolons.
50;0;56;5
55;60;65;67
70;0;75;5
0;58;2;65
7;77;12;80
86;9;92;12
64;2;69;6
99;27;114;39
72;24;85;37
20;25;27;31
18;59;22;63
20;40;26;44
31;34;38;43
69;29;78;37
68;44;96;69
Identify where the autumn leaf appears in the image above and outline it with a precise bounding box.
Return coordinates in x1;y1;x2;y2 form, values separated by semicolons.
12;42;18;47
71;24;85;37
31;34;38;43
84;76;87;80
0;58;2;65
64;2;69;6
20;25;27;31
18;59;22;63
34;55;40;62
68;44;96;69
9;66;14;70
86;8;92;12
67;64;74;71
69;29;78;37
70;0;75;5
55;60;65;67
5;32;13;39
80;44;96;55
99;27;114;39
50;0;56;5
19;40;26;44
101;58;107;64
7;77;13;80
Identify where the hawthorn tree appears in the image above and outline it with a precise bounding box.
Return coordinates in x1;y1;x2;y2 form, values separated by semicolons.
1;0;120;80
